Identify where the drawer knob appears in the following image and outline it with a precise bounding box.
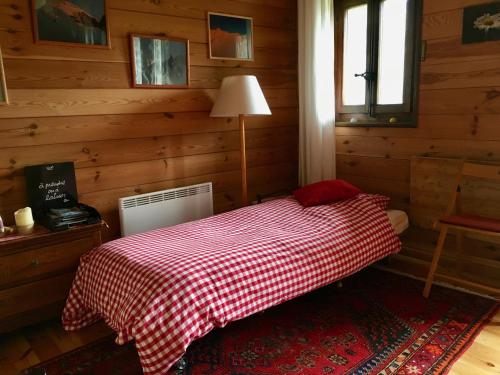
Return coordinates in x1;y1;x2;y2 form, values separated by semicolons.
30;259;40;268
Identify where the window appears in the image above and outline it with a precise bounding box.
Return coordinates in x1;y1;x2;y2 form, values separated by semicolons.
334;0;422;127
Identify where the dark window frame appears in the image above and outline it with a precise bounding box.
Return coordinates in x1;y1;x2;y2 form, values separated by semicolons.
334;0;423;127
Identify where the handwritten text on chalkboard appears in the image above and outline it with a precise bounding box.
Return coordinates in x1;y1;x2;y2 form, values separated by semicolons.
38;180;70;202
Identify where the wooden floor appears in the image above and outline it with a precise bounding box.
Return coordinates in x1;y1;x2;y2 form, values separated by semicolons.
0;311;498;374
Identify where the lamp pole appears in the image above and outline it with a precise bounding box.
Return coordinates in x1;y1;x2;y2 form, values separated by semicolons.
239;114;248;206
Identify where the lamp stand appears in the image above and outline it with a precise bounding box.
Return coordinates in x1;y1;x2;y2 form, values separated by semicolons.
239;114;248;206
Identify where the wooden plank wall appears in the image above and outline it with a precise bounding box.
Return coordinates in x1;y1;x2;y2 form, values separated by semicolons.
336;0;500;292
0;0;299;241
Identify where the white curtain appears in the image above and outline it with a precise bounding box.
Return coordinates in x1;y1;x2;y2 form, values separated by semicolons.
298;0;336;186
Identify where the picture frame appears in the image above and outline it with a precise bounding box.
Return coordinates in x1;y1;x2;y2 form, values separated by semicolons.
31;0;111;48
130;34;190;89
208;12;254;61
462;2;500;44
0;47;8;105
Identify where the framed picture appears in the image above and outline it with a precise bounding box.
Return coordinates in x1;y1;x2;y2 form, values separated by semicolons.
130;34;190;88
208;12;253;61
31;0;110;48
0;48;8;105
462;2;500;44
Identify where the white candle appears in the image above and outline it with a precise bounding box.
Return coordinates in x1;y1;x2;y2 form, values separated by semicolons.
14;207;34;227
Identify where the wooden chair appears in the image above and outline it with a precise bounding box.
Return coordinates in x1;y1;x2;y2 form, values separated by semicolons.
423;161;500;298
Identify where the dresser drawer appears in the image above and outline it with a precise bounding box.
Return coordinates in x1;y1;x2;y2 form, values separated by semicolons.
0;273;74;321
0;236;96;289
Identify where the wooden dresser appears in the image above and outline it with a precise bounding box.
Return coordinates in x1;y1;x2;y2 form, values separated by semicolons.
0;223;103;333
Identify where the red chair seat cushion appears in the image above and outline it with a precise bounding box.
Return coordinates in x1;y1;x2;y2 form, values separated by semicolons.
440;214;500;233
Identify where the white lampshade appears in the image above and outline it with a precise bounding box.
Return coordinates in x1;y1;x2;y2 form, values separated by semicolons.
210;75;271;117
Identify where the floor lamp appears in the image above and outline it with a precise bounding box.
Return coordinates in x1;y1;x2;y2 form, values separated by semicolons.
210;76;271;206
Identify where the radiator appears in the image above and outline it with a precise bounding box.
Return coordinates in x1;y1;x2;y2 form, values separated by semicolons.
118;182;213;237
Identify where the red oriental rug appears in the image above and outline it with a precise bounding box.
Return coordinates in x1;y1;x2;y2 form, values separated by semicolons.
24;269;498;375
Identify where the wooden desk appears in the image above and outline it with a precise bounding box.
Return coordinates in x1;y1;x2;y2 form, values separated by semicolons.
0;223;103;333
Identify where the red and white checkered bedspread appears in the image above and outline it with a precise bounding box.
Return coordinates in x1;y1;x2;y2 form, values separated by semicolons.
63;195;401;374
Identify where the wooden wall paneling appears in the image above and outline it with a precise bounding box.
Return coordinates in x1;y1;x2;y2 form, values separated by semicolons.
189;66;298;89
401;227;500;288
75;146;297;194
235;0;295;9
336;114;500;141
0;0;300;239
3;60;131;89
423;0;495;15
420;58;500;90
336;135;500;161
0;108;299;148
336;154;410;182
406;247;500;286
0;126;298;174
0;88;298;118
424;38;500;65
404;226;500;263
0;89;214;118
422;9;462;40
419;87;500;114
377;254;499;298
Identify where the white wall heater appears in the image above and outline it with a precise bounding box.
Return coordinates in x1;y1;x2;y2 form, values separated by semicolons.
118;182;213;237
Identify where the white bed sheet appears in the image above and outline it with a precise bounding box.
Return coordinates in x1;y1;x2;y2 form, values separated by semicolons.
386;209;409;234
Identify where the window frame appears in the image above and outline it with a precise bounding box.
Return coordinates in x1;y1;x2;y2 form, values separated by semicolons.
334;0;423;127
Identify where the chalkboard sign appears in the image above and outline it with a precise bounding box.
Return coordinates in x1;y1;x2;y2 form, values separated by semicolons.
24;162;78;214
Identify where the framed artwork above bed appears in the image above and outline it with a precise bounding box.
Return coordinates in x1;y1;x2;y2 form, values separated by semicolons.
208;12;254;61
31;0;110;48
130;34;190;88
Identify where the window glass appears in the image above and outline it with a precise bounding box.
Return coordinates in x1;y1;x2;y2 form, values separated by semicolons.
342;4;368;106
377;0;408;105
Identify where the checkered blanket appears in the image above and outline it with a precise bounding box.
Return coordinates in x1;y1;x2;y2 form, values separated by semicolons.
63;195;401;374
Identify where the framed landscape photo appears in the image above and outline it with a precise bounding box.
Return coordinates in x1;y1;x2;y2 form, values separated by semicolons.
208;12;253;61
31;0;110;48
130;34;190;88
462;2;500;44
0;48;8;105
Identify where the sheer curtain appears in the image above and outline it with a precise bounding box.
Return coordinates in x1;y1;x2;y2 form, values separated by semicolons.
298;0;336;186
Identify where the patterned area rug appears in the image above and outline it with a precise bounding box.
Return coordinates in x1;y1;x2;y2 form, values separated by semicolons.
24;269;498;375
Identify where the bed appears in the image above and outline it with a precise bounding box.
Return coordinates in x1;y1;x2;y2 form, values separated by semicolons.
63;194;402;374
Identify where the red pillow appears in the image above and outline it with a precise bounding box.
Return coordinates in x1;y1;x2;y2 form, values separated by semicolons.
293;179;362;207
